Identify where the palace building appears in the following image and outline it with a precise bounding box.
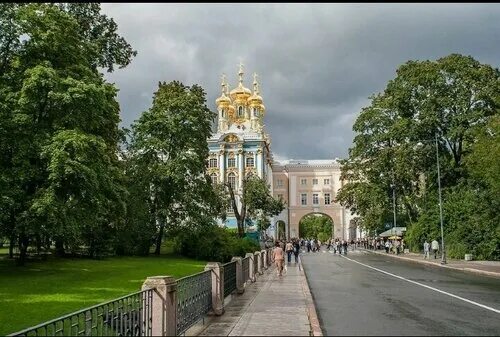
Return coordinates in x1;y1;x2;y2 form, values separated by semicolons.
208;64;356;240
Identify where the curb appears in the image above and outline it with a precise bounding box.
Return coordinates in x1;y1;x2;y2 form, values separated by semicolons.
299;258;323;336
363;249;500;279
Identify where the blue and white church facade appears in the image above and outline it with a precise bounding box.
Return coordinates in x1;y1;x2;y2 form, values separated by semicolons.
207;64;273;230
208;64;358;240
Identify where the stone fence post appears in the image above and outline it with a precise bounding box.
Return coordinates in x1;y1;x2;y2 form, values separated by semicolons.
141;276;177;336
204;262;224;316
261;250;267;269
255;251;262;276
231;256;244;294
245;252;256;282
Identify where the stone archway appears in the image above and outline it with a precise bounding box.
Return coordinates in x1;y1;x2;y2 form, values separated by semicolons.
275;220;286;240
298;213;334;241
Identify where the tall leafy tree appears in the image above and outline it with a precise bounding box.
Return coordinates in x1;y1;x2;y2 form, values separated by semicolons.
127;81;216;255
0;3;135;264
338;54;499;258
224;175;285;238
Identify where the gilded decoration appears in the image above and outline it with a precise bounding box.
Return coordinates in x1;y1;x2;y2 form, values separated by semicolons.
224;134;239;143
226;168;238;175
208;167;219;174
228;151;235;158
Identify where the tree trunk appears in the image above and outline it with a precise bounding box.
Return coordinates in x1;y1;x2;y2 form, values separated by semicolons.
237;218;245;238
55;238;65;257
17;234;29;266
154;223;164;255
9;234;15;259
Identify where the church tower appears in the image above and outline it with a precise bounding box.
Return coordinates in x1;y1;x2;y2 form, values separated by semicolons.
208;63;273;229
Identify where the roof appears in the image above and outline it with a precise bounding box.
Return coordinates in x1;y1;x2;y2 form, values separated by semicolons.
378;227;407;237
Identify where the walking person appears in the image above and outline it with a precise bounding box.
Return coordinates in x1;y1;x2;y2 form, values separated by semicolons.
385;240;390;253
273;241;285;277
293;240;300;263
431;239;439;259
285;240;293;264
423;240;430;259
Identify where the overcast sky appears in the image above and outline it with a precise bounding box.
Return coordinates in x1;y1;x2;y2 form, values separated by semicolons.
101;3;500;160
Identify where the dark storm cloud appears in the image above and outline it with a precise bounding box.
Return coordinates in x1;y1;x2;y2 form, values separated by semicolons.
101;3;500;160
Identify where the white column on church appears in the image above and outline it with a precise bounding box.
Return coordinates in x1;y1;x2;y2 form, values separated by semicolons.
219;150;225;183
256;148;263;178
238;148;244;190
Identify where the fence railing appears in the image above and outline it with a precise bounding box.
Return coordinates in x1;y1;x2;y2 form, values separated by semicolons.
176;270;212;335
10;289;154;337
10;248;275;337
222;260;237;298
242;256;250;283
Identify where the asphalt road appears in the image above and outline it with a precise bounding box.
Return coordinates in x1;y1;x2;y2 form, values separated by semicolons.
301;248;500;336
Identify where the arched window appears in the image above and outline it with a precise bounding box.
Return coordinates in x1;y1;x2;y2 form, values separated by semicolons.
228;172;236;190
221;108;225;118
238;106;243;117
210;173;218;185
253;107;259;117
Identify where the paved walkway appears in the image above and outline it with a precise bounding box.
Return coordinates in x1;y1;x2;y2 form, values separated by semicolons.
359;248;500;278
197;261;320;336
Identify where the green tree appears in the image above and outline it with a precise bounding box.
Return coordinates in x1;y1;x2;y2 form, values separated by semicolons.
299;214;332;239
224;175;285;238
338;54;499;246
0;3;135;264
127;81;216;255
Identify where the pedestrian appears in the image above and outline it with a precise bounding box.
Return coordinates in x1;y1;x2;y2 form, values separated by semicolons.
431;239;439;259
385;240;390;253
293;240;300;263
307;239;311;253
285;240;293;264
273;241;285;277
423;240;430;259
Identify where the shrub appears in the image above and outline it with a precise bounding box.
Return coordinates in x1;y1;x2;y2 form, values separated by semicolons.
173;225;260;263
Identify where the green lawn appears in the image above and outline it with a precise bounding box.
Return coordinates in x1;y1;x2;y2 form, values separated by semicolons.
0;253;206;335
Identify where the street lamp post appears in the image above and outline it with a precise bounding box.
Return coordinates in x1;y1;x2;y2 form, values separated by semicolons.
390;183;396;236
434;133;447;264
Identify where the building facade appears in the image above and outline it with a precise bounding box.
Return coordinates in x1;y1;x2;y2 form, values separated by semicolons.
208;65;355;239
207;64;273;229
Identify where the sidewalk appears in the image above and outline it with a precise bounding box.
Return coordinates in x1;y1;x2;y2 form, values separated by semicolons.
361;248;500;278
197;261;321;336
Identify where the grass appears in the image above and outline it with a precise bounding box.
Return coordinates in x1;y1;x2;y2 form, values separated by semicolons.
0;249;205;335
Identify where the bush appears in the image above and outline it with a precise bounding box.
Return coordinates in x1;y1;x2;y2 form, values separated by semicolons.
173;225;260;263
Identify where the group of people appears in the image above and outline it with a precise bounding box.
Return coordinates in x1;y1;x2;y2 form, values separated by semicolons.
272;238;301;277
423;239;441;259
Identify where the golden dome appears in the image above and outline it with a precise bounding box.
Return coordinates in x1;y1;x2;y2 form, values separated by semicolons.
216;74;231;107
248;73;263;106
229;62;251;100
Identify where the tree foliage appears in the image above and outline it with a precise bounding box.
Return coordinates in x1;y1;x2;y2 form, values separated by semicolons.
223;175;285;238
338;54;500;259
0;3;135;264
299;214;332;240
126;80;217;254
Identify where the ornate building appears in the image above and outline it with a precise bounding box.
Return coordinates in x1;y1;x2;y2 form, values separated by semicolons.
208;64;273;229
209;64;355;239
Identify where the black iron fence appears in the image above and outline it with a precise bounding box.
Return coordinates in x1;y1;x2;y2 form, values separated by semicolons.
9;289;154;337
9;248;275;337
176;270;212;335
222;261;237;298
242;257;250;283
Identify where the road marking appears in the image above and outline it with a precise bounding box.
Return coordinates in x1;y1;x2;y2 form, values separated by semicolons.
341;255;500;315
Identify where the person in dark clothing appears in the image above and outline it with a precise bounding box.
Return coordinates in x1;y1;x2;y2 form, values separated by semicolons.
293;240;300;263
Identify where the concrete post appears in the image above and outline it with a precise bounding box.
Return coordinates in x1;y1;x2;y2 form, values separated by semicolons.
204;262;224;316
231;256;244;294
141;276;177;337
261;250;267;269
255;251;262;276
245;252;256;282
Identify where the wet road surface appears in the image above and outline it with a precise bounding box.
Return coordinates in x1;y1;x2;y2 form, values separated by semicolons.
301;249;500;336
